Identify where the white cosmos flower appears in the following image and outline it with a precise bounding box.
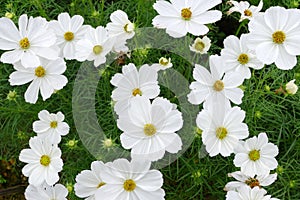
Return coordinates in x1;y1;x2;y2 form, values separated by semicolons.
49;12;89;60
151;57;173;71
190;36;211;54
110;63;160;115
9;58;68;104
226;186;279;200
221;34;264;79
74;161;109;200
19;136;63;187
233;132;279;177
25;183;68;200
118;96;183;161
152;0;222;38
76;26;113;67
0;14;58;68
224;171;277;192
197;101;249;157
187;55;244;106
227;0;263;22
285;79;298;95
95;158;165;200
32;110;70;144
247;6;300;70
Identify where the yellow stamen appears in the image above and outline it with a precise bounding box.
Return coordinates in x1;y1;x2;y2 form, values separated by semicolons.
272;31;286;44
181;8;192;20
238;53;249;65
40;155;51;166
93;45;103;55
64;31;74;41
144;124;156;136
213;80;224;91
249;150;260;161
50;121;58;128
19;37;30;49
132;88;142;96
35;66;46;77
216;127;228;140
123;179;136;192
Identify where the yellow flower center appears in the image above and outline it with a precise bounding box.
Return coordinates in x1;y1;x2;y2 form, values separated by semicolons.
244;9;252;17
249;150;260;161
195;41;205;52
213;80;224;91
50;121;58;128
19;37;30;49
35;66;46;77
159;57;169;66
97;182;106;188
245;178;260;188
144;124;156;136
124;23;134;33
93;45;103;55
64;31;74;41
132;88;142;96
272;31;286;44
123;179;136;192
40;155;51;166
181;8;192;20
216;127;228;140
238;53;249;65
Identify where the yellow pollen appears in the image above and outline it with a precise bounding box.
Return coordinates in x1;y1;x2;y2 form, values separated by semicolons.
50;121;58;128
195;41;205;51
35;66;46;77
249;150;260;161
159;58;169;66
181;8;192;20
97;182;106;188
123;179;136;192
19;37;30;49
272;31;286;44
144;124;156;136
245;178;260;188
124;23;134;33
244;9;252;17
213;80;224;91
93;45;103;55
238;53;249;65
64;31;74;41
216;127;228;140
40;155;51;166
132;88;142;96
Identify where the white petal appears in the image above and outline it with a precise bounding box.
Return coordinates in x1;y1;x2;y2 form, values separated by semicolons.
0;50;23;64
9;71;34;85
274;46;297;70
256;42;278;65
21;52;40;68
25;79;41;104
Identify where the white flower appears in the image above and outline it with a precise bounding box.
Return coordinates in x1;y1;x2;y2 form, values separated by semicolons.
74;161;108;200
49;12;89;60
76;26;113;67
285;79;298;94
187;55;244;106
94;158;165;200
118;96;183;161
19;136;63;187
224;171;277;191
220;34;264;79
32;110;70;144
9;58;68;104
247;6;300;70
110;63;160;115
190;36;211;54
233;132;279;177
227;0;263;22
226;186;279;200
197;101;249;157
151;57;173;71
152;0;222;38
0;14;58;68
25;183;68;200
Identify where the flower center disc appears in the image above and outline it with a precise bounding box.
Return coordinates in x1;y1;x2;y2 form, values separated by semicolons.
93;45;103;55
123;179;136;192
195;41;205;51
97;182;106;188
132;88;142;96
238;53;249;65
181;8;192;20
50;121;58;128
216;127;228;140
244;9;252;17
124;23;134;33
272;31;286;44
64;31;74;41
144;124;156;136
213;80;224;91
159;57;169;66
35;66;46;77
19;37;30;49
40;155;51;166
249;150;260;161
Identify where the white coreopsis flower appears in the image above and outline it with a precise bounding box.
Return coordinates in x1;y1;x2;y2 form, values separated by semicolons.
74;161;109;200
0;14;58;68
196;101;249;157
187;55;244;106
76;26;113;67
9;58;68;104
25;183;68;200
49;12;89;60
151;57;173;71
95;159;165;200
224;171;277;192
32;110;70;144
247;7;300;70
19;136;63;187
118;96;183;161
152;0;222;38
110;63;160;115
227;0;263;22
220;34;264;79
233;132;279;177
226;186;279;200
190;36;211;54
285;79;298;95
